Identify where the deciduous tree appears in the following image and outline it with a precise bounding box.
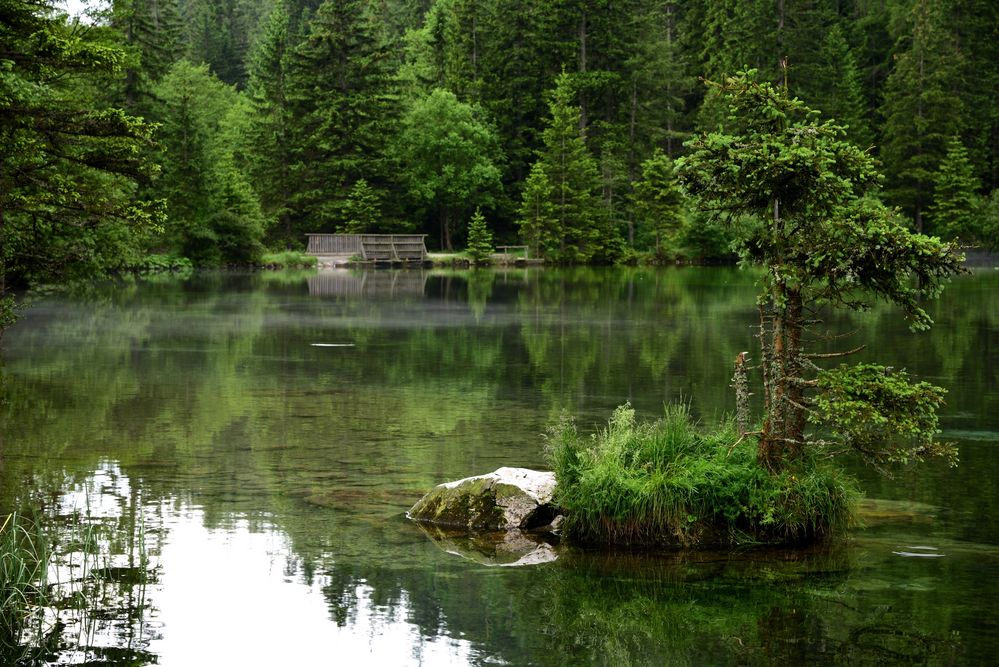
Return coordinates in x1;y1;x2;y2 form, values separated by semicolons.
394;88;503;250
153;60;263;264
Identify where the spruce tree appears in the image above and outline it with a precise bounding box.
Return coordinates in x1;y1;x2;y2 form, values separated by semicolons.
339;179;382;234
880;0;965;231
633;150;683;258
246;1;296;243
465;207;494;265
678;73;964;473
533;72;615;263
517;162;556;259
184;0;265;88
111;0;185;114
949;0;999;189
928;136;981;240
812;24;873;148
625;2;693;160
285;0;399;239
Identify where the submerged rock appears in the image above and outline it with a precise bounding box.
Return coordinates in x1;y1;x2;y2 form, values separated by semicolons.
407;467;559;532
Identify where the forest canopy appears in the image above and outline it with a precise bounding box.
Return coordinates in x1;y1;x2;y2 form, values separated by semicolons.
1;0;997;301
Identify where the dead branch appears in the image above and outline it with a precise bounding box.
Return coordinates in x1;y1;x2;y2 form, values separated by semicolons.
803;345;866;359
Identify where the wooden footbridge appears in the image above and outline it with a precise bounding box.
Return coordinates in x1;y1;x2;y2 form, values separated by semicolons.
306;234;428;265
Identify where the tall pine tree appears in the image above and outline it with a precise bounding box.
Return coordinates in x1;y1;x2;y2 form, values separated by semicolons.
880;0;965;231
246;1;297;244
812;24;873;148
527;71;616;264
285;0;399;240
111;0;185;115
928;136;981;240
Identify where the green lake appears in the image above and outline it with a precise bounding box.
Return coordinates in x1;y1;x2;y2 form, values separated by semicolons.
2;266;997;665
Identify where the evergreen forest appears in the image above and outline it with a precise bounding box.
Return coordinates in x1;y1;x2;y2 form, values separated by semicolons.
3;0;998;298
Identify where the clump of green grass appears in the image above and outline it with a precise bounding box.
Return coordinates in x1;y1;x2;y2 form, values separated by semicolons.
1;512;49;656
260;250;317;269
545;404;858;547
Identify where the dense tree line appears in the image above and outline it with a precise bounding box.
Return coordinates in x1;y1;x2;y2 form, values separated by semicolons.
2;0;998;304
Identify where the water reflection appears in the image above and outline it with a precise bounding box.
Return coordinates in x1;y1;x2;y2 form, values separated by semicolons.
307;269;430;299
1;267;997;665
151;506;476;666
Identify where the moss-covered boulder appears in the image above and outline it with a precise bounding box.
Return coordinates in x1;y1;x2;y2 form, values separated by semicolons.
407;467;559;531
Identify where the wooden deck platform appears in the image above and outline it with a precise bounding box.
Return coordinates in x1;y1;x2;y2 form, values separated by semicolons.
306;234;428;264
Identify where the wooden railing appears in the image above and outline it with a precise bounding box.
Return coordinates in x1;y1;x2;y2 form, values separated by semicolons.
496;245;530;259
306;234;427;262
306;234;362;256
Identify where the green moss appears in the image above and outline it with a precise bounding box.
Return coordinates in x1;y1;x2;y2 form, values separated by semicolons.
545;404;859;547
409;478;505;530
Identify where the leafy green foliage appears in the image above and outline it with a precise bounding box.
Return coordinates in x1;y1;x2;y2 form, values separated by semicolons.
0;0;162;304
134;253;193;273
545;404;857;547
465;207;493;265
976;191;999;250
812;364;957;471
152;60;264;265
259;250;317;268
393;88;504;250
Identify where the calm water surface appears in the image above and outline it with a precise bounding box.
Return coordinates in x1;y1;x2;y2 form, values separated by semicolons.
2;266;997;665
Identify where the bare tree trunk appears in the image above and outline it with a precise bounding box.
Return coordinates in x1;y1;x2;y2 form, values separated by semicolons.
628;79;637;248
733;351;751;435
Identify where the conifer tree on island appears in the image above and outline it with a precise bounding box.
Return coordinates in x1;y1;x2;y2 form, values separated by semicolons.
676;72;964;474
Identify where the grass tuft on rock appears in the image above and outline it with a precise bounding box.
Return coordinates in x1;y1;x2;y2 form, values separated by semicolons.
545;404;858;547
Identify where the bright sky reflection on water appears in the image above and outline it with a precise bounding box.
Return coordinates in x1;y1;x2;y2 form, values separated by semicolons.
148;505;474;666
55;463;475;666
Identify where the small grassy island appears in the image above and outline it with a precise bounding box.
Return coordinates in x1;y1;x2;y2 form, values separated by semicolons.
547;404;856;547
547;72;964;548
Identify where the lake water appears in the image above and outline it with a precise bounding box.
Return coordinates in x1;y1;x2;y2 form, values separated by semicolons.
1;266;997;665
